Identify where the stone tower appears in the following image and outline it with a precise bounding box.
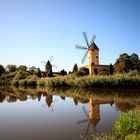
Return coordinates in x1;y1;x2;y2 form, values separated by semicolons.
45;60;53;77
88;42;99;75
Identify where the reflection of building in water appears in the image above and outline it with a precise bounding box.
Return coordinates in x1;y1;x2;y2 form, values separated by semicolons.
77;97;100;135
89;98;100;127
45;95;53;107
78;97;115;135
73;97;89;106
60;96;65;101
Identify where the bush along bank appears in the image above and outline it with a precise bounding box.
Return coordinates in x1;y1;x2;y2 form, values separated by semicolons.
45;73;140;88
1;71;140;89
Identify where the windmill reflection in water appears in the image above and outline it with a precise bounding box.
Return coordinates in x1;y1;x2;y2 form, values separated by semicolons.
41;94;58;112
77;97;114;136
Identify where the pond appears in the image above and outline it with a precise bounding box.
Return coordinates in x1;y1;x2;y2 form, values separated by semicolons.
0;87;140;140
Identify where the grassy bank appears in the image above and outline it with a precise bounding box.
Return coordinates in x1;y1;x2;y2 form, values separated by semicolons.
82;109;140;140
41;71;140;88
0;71;140;88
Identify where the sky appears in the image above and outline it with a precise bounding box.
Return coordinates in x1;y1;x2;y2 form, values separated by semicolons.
0;0;140;72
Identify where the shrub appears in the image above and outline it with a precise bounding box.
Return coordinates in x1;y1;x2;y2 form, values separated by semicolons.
11;80;19;87
37;80;46;86
115;111;140;138
77;67;89;76
14;70;29;80
26;79;37;87
19;79;27;87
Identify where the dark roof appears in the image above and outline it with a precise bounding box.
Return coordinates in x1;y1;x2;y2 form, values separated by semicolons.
91;42;99;50
46;60;51;65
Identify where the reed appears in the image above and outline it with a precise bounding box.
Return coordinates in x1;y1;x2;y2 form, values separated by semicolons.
45;73;140;88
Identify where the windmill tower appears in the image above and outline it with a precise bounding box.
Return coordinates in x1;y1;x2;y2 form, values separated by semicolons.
41;56;57;77
76;32;99;75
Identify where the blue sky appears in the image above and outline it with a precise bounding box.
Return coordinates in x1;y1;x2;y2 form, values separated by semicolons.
0;0;140;72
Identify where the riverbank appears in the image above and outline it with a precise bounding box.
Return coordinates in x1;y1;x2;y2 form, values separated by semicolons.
87;108;140;140
0;71;140;89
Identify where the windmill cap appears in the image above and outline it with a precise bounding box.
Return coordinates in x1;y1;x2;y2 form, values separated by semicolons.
47;60;51;65
90;42;99;50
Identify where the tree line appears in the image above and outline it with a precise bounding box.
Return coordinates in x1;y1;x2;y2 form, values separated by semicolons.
0;52;140;79
114;53;140;73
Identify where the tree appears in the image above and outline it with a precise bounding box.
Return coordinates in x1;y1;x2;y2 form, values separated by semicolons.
0;65;5;76
61;69;67;76
109;63;114;75
14;70;29;80
72;64;78;73
114;53;140;73
37;68;42;78
6;64;17;73
130;53;139;70
114;53;131;73
77;67;89;76
137;60;140;71
29;66;37;75
17;65;27;71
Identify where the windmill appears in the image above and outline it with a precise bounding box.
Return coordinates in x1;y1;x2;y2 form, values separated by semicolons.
41;56;57;77
77;98;100;136
76;32;99;75
42;95;58;112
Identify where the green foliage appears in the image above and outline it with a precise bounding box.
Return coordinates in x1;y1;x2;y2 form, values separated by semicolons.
115;111;140;138
37;80;46;86
14;70;29;80
125;134;140;140
19;79;27;87
73;63;78;73
17;65;27;71
109;63;114;75
77;67;89;76
29;66;37;75
60;69;67;76
0;65;5;76
45;73;140;88
11;80;19;87
19;79;37;87
114;53;140;73
26;79;37;87
37;68;42;78
6;64;17;72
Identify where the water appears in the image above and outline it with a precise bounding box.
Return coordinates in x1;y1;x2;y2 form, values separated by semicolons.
0;87;139;140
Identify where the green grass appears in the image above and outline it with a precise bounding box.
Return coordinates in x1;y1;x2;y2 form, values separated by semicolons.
44;73;140;88
115;111;140;138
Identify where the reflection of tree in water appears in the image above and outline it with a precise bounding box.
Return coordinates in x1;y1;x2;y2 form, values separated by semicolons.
6;96;17;102
37;92;42;101
73;97;78;105
115;102;136;112
45;95;53;107
0;93;6;103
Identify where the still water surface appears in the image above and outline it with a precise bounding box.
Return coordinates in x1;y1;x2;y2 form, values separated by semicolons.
0;87;139;140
